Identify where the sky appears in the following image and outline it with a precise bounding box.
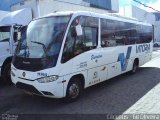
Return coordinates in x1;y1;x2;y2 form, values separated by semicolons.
119;0;160;12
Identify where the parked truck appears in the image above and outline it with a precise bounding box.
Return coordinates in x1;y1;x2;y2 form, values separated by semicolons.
0;10;10;21
0;8;32;84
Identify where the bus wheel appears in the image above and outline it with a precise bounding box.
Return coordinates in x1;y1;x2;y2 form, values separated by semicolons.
65;78;82;102
130;60;138;74
2;63;12;85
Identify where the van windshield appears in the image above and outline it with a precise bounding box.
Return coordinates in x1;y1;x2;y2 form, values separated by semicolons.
16;16;70;58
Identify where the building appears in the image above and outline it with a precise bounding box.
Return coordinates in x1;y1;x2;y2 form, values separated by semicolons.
0;0;23;11
153;13;160;43
119;5;155;25
154;12;160;21
119;5;160;42
11;0;119;18
0;10;10;21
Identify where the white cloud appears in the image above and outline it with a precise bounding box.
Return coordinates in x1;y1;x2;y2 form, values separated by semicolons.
139;0;160;12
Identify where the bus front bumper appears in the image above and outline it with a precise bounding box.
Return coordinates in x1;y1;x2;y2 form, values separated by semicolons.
11;76;65;98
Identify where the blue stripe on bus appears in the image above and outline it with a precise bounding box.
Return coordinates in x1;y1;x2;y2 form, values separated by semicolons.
118;46;132;71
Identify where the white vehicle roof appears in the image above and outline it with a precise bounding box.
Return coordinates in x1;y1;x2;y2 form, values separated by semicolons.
36;11;152;26
0;8;32;26
0;10;10;21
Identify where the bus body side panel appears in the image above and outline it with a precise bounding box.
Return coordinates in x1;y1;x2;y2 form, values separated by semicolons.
71;48;109;87
135;43;153;66
102;47;122;79
143;42;153;64
104;45;133;79
56;56;88;97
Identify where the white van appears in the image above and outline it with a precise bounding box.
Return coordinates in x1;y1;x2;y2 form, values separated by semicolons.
0;8;32;84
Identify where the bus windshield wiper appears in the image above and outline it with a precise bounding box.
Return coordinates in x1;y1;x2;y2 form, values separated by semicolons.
31;41;48;57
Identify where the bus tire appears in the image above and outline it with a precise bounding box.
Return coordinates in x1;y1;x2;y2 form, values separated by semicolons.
65;78;83;102
1;62;12;85
130;60;139;74
154;43;159;47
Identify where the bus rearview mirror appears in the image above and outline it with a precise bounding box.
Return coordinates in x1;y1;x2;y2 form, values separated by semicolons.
13;32;18;42
14;32;21;43
17;32;21;41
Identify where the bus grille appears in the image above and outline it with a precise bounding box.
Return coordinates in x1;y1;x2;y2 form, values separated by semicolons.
16;82;42;95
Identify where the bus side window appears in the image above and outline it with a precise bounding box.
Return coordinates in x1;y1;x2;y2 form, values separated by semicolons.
101;19;118;47
74;26;98;55
73;16;98;56
62;16;98;63
61;28;75;63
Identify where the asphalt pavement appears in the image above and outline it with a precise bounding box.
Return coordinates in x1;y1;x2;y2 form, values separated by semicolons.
0;50;160;120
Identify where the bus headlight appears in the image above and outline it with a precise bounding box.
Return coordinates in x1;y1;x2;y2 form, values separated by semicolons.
37;75;59;83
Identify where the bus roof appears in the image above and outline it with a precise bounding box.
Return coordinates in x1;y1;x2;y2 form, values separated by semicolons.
36;11;152;26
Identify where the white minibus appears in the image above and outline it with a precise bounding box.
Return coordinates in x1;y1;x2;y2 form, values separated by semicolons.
11;11;153;102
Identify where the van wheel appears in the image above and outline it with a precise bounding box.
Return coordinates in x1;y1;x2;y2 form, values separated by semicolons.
65;78;82;102
154;43;159;47
130;60;138;74
2;63;12;85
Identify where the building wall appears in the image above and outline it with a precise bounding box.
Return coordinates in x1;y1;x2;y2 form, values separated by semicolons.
120;6;155;24
132;6;155;25
0;0;23;11
119;5;160;42
39;0;119;13
119;6;133;18
154;21;160;42
11;0;39;18
11;0;119;18
111;0;119;12
154;13;160;21
38;0;116;16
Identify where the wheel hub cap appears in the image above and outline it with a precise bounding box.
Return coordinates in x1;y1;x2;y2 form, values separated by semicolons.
69;83;79;98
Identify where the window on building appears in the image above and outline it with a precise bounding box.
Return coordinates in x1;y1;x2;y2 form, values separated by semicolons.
154;13;160;21
83;0;111;10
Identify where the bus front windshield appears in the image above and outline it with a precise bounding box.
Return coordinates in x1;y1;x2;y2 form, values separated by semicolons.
16;16;70;59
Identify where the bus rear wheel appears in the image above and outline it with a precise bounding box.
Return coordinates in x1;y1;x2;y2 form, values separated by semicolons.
130;60;139;74
65;78;82;102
